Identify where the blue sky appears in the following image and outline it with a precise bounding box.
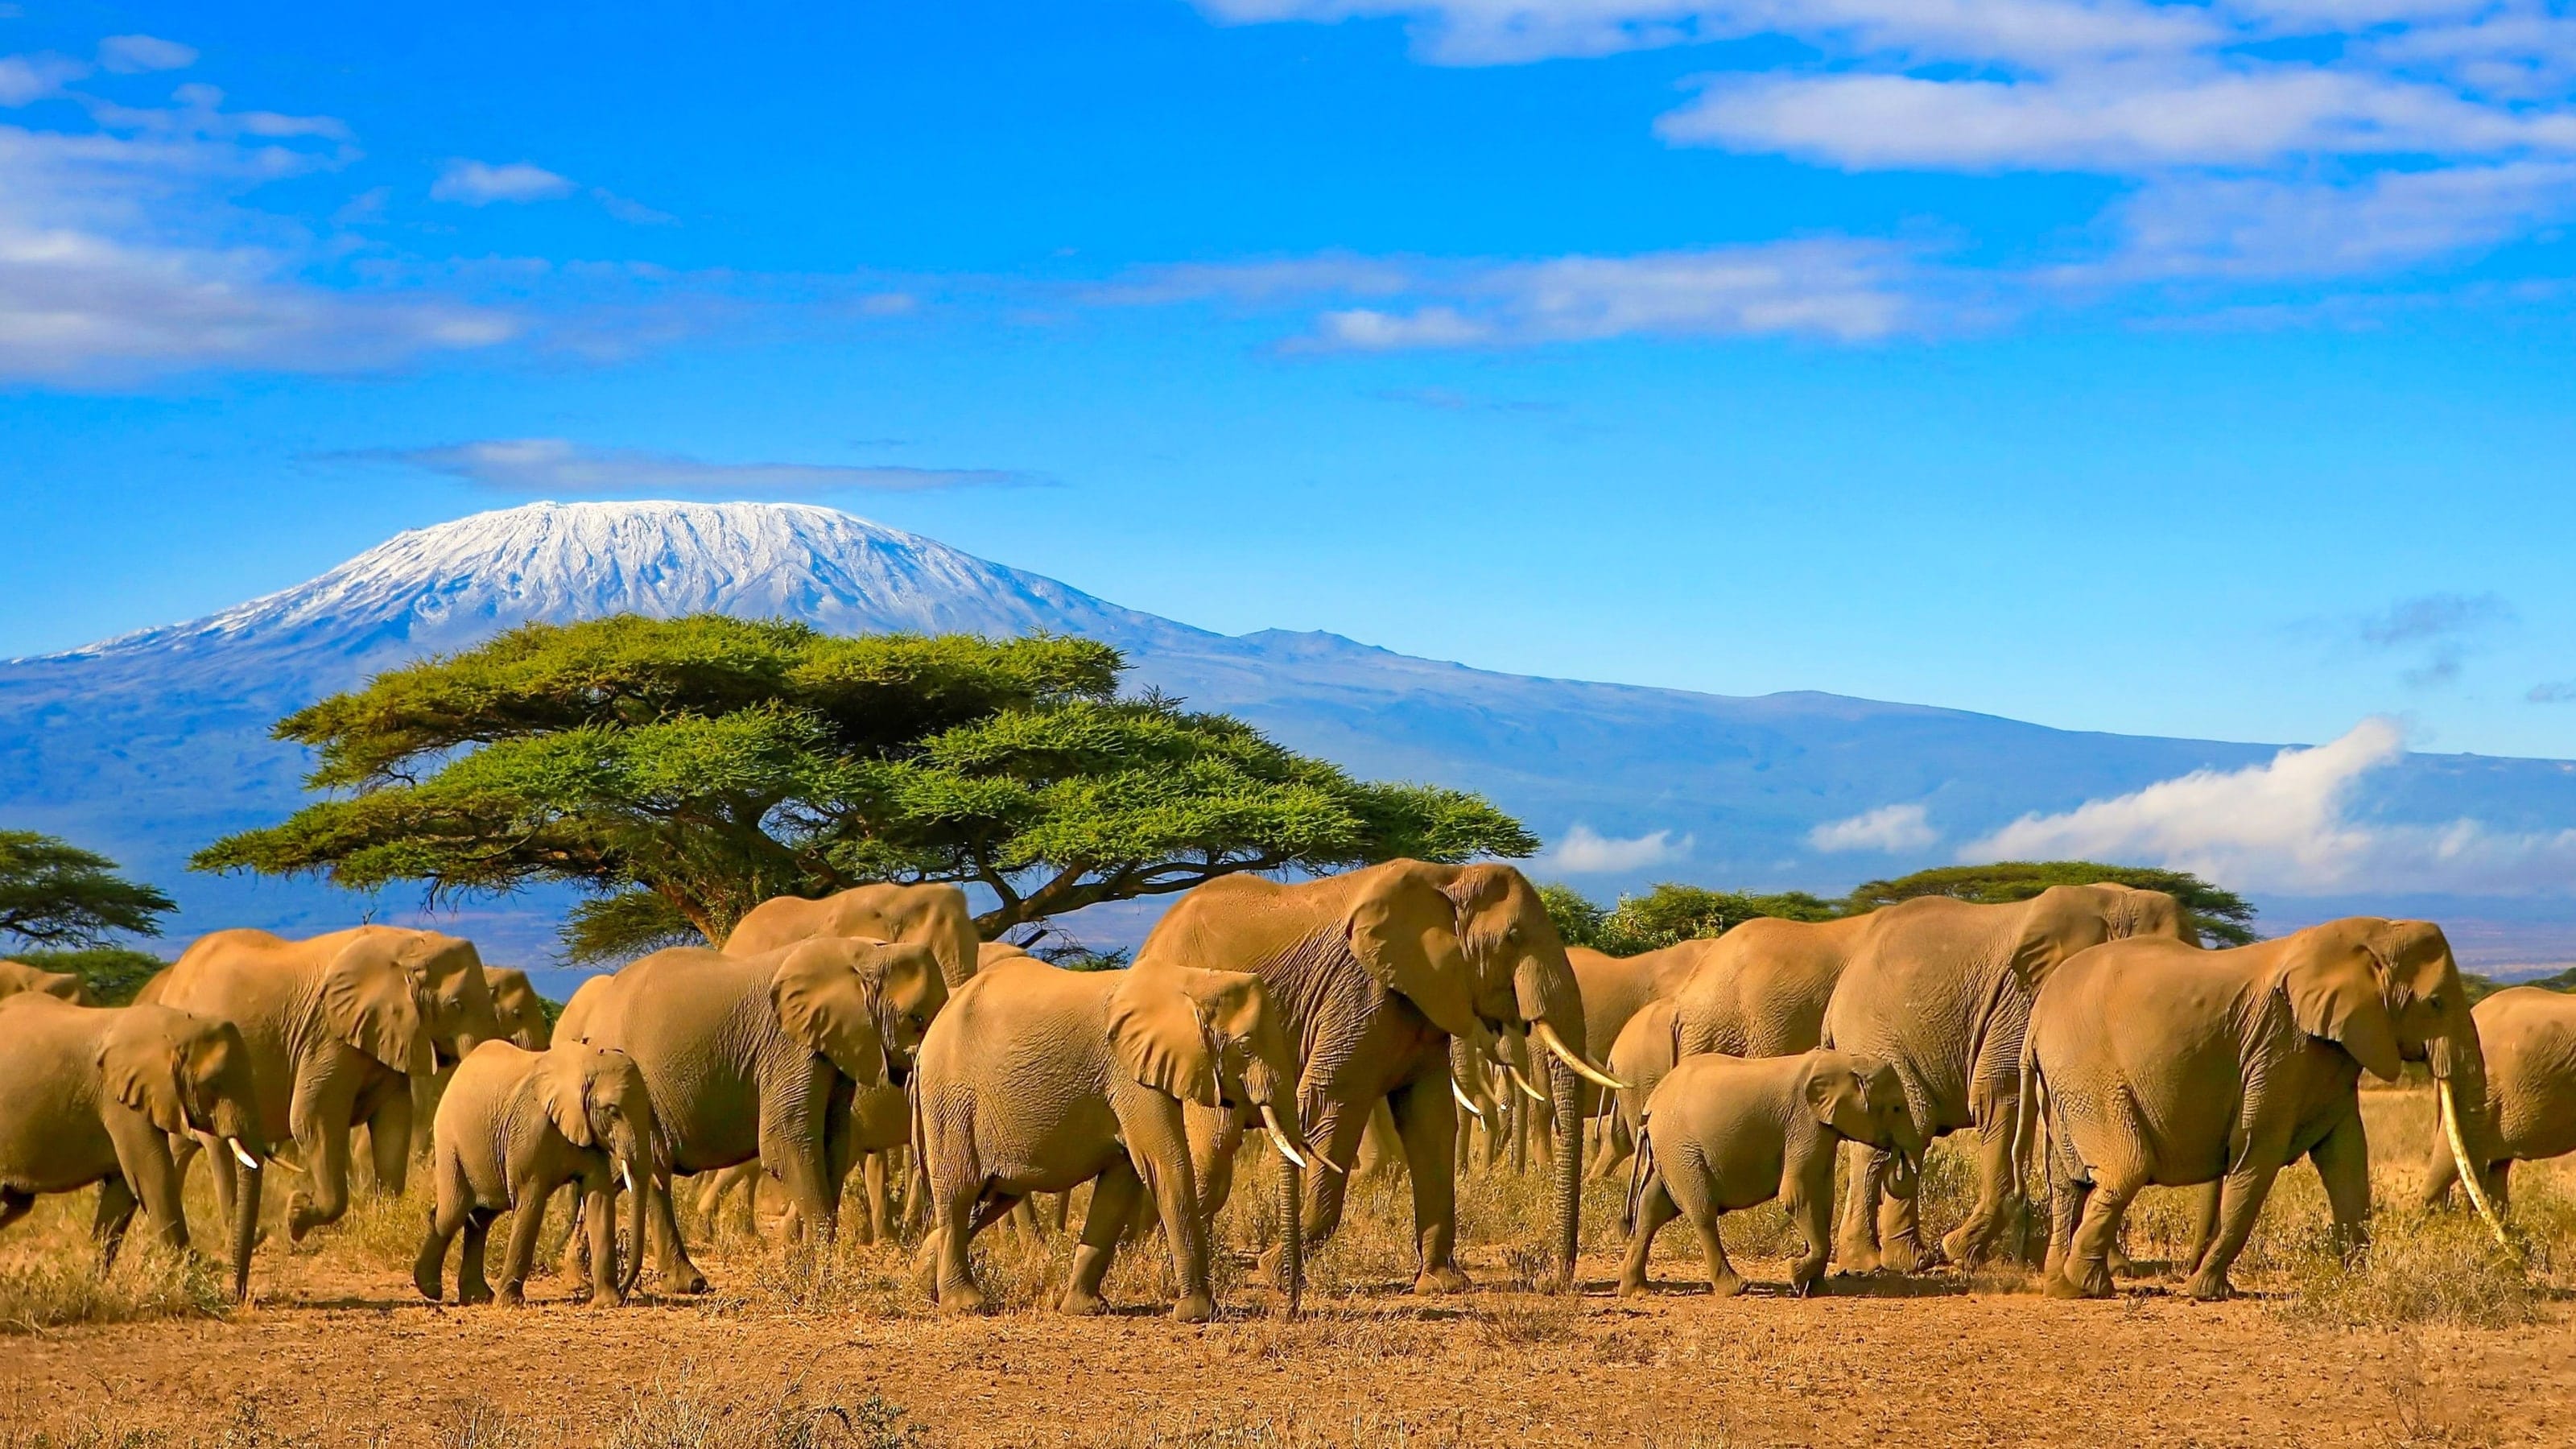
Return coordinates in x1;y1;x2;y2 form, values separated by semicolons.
4;1;2574;760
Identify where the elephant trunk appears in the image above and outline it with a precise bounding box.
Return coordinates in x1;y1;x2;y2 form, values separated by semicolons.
1883;1118;1927;1202
1275;1156;1302;1318
1509;958;1596;1290
618;1158;651;1299
229;1154;262;1303
1547;1057;1582;1289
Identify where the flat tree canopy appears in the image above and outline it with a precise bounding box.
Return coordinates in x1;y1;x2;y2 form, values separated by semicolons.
1840;861;2259;947
0;830;175;947
195;616;1536;956
1543;881;1839;956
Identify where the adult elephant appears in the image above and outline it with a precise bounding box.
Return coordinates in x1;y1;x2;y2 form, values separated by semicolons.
409;965;555;1158
917;952;1313;1320
2419;985;2576;1211
2030;918;2500;1300
143;926;497;1240
0;996;270;1300
1566;943;1703;1174
726;883;979;989
1145;860;1620;1290
0;960;87;1004
563;937;937;1291
1822;884;2190;1271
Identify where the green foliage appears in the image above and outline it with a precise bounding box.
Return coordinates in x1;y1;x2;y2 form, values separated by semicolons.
197;616;1534;954
1542;881;1840;956
1841;860;2259;946
0;831;174;948
6;947;167;1005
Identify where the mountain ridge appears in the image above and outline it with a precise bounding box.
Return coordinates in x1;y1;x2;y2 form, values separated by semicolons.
6;498;2573;971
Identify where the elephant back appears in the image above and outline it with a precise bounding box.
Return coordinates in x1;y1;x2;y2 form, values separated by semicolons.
724;882;979;989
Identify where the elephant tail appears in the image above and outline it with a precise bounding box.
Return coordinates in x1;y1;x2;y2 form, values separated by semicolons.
2011;1036;2040;1197
1623;1117;1657;1237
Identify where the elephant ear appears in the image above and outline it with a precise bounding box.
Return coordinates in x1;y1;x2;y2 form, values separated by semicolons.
770;943;885;1084
1346;870;1479;1039
97;1014;194;1135
1800;1061;1861;1132
1107;965;1224;1108
534;1046;597;1149
869;942;944;1022
2281;924;2405;1083
2008;886;2118;994
320;941;433;1075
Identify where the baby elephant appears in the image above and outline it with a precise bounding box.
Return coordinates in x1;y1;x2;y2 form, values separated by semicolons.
415;1041;659;1307
1621;1051;1922;1298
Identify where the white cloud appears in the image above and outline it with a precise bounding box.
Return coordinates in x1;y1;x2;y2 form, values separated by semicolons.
353;438;1039;493
1542;824;1694;873
431;158;578;205
1105;240;1923;349
2070;163;2576;282
97;35;199;74
1963;717;2576;894
0;86;518;382
0;53;85;105
1809;803;1940;852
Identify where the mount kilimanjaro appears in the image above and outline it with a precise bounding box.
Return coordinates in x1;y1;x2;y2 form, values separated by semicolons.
6;500;2574;972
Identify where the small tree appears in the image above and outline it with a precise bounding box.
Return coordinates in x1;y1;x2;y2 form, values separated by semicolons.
0;831;174;948
1842;861;2259;947
196;616;1536;958
1536;882;1610;949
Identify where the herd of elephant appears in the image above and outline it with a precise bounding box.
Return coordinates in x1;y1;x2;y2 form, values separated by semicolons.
2;861;2572;1324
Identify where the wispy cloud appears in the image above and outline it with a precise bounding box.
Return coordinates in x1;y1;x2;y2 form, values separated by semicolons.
1540;824;1693;873
2528;680;2576;704
431;158;577;204
2356;591;2512;688
1964;717;2576;894
349;438;1041;494
96;35;198;74
1101;240;1926;349
1808;803;1939;853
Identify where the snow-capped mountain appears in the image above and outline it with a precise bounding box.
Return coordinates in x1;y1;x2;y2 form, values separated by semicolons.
7;499;2576;973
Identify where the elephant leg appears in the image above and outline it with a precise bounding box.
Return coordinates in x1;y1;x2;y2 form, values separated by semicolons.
648;1169;709;1294
2489;1159;2513;1215
495;1175;557;1307
930;1177;989;1314
862;1152;893;1245
184;1133;226;1225
1062;1159;1146;1316
2054;1169;2141;1300
2310;1110;2372;1261
1618;1166;1678;1296
365;1091;415;1198
1832;1138;1883;1272
1119;1098;1212;1323
92;1177;140;1276
2176;1182;2221;1278
1942;1108;2026;1269
2185;1120;2293;1303
1872;1147;1930;1273
457;1208;497;1306
585;1179;621;1307
1389;1078;1468;1294
1009;1197;1047;1253
2418;1137;2461;1209
288;1116;353;1243
1785;1160;1835;1298
412;1160;469;1299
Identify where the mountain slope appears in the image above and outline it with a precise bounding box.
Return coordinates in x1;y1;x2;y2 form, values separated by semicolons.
6;499;2574;968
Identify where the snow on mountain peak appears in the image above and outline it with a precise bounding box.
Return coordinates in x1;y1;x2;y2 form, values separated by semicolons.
53;499;1178;662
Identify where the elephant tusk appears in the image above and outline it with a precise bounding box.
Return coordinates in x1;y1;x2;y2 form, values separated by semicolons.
1260;1106;1311;1172
620;1162;634;1194
1504;1062;1548;1104
1450;1079;1485;1121
227;1137;260;1170
2439;1081;2516;1257
1532;1021;1628;1092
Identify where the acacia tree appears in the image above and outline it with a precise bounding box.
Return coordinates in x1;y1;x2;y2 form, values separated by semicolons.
1841;861;2259;946
196;616;1536;957
1540;881;1839;955
0;831;174;947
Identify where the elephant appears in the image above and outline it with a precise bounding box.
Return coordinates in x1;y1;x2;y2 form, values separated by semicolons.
1568;941;1707;1169
915;951;1314;1321
2028;917;2500;1301
1593;998;1686;1180
1820;884;2190;1273
0;959;87;1004
415;1040;659;1307
726;882;980;989
141;926;498;1240
2420;985;2576;1211
561;936;937;1291
1619;1050;1923;1298
409;964;555;1159
0;994;269;1299
1139;860;1621;1292
708;886;983;1244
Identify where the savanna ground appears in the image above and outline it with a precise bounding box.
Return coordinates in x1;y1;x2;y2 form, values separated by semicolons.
3;1086;2571;1448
